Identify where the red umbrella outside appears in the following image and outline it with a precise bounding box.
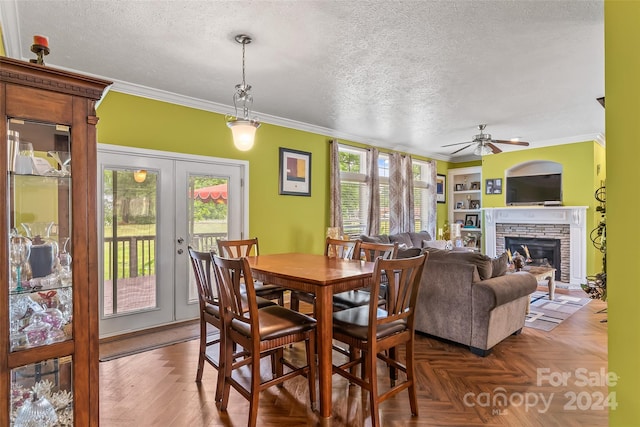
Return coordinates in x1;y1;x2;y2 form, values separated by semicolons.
192;183;227;204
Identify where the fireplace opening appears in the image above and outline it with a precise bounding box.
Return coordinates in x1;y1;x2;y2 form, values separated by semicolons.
504;236;561;281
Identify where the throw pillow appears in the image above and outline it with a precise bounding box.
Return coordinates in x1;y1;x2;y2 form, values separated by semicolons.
422;240;453;250
359;234;390;244
491;252;509;278
397;247;423;259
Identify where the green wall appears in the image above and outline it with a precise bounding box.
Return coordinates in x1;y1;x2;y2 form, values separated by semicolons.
605;1;639;425
481;141;605;275
96;91;331;254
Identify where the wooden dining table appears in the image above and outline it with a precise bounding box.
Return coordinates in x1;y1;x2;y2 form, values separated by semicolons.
246;252;375;424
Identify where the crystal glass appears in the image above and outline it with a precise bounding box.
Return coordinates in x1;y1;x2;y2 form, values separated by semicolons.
14;393;58;427
46;151;71;177
10;233;32;292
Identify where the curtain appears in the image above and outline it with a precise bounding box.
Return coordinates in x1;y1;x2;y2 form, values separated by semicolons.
389;153;415;234
365;147;380;236
424;159;437;239
329;139;343;233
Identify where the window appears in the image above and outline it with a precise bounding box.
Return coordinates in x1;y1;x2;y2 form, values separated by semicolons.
412;160;432;231
339;147;368;237
339;146;433;237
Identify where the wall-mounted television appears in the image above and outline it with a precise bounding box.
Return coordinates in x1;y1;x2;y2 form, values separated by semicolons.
506;173;562;205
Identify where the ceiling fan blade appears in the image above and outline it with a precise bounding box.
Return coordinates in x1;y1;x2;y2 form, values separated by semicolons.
487;143;502;154
492;139;530;146
450;143;473;155
441;141;473;148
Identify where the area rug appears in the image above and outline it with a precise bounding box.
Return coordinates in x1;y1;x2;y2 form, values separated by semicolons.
525;291;592;331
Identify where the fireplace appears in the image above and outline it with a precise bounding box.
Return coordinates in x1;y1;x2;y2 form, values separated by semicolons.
483;206;587;286
504;236;561;281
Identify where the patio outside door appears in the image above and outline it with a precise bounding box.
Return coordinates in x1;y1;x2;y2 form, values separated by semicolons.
98;146;247;337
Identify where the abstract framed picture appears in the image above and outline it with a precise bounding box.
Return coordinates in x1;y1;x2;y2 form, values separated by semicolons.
279;147;312;196
436;174;446;203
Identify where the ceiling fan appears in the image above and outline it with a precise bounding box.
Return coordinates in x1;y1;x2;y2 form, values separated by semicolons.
442;124;530;155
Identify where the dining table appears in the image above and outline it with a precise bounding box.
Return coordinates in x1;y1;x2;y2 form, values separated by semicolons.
246;252;375;424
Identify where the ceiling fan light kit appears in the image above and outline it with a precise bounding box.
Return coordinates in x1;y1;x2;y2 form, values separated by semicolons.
226;34;261;151
442;124;530;156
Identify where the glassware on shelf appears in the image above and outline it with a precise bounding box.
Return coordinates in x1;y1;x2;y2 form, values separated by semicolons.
10;231;32;292
45;151;71;177
57;238;72;287
14;393;58;427
14;141;34;175
23;317;51;347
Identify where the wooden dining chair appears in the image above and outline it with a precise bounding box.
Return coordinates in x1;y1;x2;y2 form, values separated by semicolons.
187;246;225;402
289;237;362;313
331;253;428;427
332;241;399;311
211;255;317;427
217;238;286;306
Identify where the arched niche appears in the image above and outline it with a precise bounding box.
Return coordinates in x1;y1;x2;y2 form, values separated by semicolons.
506;160;563;177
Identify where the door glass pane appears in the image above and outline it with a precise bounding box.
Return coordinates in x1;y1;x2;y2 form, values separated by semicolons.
187;175;229;302
102;169;158;316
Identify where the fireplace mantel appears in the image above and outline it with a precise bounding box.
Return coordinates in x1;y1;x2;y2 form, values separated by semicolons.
483;206;588;285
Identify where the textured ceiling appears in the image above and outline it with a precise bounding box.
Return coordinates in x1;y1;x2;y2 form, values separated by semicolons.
0;0;604;161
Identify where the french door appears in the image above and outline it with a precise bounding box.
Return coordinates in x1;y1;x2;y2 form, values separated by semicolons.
97;145;247;337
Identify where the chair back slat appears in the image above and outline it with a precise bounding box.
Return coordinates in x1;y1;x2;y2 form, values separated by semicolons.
369;253;428;333
325;237;361;260
359;241;399;262
188;246;217;306
212;255;259;328
217;238;260;258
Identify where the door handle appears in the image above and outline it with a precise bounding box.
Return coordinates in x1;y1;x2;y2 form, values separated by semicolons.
177;237;184;244
177;248;183;255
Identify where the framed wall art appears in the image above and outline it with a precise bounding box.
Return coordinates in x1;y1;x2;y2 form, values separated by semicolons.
279;147;312;196
436;174;446;203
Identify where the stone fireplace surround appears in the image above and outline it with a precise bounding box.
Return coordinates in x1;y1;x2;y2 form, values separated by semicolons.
483;206;588;287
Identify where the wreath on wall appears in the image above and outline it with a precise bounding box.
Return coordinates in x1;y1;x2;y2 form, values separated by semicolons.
581;185;606;301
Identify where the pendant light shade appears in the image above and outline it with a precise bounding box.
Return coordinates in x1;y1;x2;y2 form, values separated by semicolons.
226;34;260;150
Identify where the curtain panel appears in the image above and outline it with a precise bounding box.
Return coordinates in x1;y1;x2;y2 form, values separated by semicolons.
329;139;343;233
389;153;415;235
365;147;380;236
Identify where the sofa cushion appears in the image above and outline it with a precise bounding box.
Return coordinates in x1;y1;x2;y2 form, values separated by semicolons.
422;248;493;280
388;232;413;248
360;234;391;244
491;252;509;278
397;247;423;259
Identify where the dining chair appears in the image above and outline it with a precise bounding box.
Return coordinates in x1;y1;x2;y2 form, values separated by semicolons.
187;246;226;402
289;237;362;314
332;241;399;311
211;255;317;427
217;238;286;306
331;253;428;427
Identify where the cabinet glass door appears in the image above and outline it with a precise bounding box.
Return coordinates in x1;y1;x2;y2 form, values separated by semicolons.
7;119;75;425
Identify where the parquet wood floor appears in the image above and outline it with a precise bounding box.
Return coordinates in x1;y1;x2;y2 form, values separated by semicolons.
99;292;608;426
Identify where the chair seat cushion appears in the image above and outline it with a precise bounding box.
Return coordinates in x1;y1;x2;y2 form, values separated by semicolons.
333;306;407;340
231;305;316;340
204;302;221;317
333;290;385;310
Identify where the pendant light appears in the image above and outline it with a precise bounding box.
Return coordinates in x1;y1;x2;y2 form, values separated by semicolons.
226;34;260;151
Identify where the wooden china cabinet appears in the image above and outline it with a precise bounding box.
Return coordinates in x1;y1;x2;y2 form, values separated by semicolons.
0;57;110;426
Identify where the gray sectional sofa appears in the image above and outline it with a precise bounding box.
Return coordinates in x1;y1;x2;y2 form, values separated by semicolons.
360;232;538;356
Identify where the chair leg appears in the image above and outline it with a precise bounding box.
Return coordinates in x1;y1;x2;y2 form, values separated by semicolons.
406;340;418;416
214;328;225;403
219;331;235;411
290;293;300;312
388;347;397;387
249;348;261;427
306;333;317;411
196;320;206;382
368;349;381;427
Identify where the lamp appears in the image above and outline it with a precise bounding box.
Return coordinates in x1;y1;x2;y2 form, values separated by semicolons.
226;34;260;151
133;170;147;183
474;143;493;156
